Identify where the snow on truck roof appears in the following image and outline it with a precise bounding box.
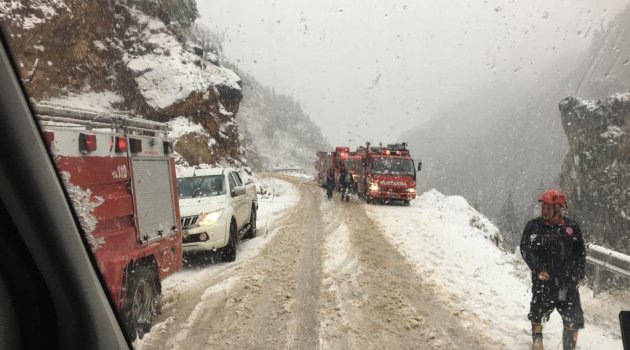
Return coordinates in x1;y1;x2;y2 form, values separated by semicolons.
176;167;233;178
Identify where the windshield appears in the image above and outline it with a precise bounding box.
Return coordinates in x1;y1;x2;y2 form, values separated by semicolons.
344;158;356;170
3;1;630;349
177;175;225;198
372;157;414;175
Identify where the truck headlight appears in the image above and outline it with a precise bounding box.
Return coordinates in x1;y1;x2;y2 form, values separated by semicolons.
198;209;223;226
406;188;416;193
369;183;379;191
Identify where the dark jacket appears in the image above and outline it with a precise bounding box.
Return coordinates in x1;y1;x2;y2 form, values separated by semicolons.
326;168;335;185
339;168;349;186
520;216;586;286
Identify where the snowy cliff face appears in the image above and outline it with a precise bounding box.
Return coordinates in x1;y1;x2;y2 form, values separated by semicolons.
559;94;630;253
1;0;244;166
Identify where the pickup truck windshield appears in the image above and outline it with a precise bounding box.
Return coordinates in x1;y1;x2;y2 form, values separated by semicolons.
177;175;226;199
372;158;414;176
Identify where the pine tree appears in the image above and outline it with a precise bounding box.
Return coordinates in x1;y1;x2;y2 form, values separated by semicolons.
497;190;521;251
526;180;545;219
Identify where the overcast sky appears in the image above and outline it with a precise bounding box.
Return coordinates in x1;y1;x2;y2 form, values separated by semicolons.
198;1;628;146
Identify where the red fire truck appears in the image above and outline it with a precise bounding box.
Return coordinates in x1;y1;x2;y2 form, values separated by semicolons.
316;146;361;190
37;104;183;339
356;142;421;204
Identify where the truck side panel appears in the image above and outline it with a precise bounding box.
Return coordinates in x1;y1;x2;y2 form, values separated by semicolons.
50;129;182;309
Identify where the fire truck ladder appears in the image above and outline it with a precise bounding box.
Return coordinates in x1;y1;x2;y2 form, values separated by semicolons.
34;103;170;136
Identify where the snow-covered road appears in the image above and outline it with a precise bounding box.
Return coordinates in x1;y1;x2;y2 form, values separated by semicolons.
135;176;627;350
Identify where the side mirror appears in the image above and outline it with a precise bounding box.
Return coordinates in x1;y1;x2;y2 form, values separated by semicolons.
231;186;246;197
417;161;422;172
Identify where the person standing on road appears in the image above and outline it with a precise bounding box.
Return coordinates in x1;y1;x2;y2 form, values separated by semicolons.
325;167;335;199
339;164;350;202
520;189;586;350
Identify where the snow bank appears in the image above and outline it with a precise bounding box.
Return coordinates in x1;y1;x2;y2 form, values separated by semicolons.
366;189;624;349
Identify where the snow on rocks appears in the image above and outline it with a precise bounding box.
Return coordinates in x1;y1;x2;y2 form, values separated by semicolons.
43;91;124;112
600;125;625;139
0;0;68;30
124;10;241;110
366;189;623;349
166;116;208;139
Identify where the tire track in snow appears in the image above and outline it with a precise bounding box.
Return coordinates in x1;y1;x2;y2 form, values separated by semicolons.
200;177;323;349
319;198;363;350
168;277;239;349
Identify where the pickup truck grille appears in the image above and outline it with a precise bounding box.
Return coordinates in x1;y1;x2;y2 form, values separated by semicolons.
181;215;199;229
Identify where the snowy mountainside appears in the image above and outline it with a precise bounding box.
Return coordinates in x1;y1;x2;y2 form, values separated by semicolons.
0;0;244;166
402;75;569;221
366;189;626;349
233;69;330;172
402;5;630;225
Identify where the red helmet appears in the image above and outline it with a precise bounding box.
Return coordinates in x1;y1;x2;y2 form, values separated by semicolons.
538;189;567;208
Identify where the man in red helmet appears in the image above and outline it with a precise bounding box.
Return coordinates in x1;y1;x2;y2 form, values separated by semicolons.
520;189;586;350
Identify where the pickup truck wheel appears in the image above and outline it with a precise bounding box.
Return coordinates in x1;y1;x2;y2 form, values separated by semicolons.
123;265;158;340
243;207;257;239
221;223;237;262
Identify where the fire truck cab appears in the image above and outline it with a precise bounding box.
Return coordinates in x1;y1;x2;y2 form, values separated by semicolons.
37;103;183;339
356;142;422;204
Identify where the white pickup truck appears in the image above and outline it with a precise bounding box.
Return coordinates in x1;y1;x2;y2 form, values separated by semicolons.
176;167;258;262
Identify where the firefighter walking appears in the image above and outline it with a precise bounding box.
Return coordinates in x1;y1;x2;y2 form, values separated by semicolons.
339;164;350;202
325;167;335;199
520;190;586;350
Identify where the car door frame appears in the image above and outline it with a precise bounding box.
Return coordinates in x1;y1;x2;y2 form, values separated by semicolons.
0;32;128;349
230;171;248;227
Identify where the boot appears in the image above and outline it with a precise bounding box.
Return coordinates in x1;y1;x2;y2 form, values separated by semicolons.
532;323;544;350
562;326;578;350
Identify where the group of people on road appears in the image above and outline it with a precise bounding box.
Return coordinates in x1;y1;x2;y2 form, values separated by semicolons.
325;164;352;201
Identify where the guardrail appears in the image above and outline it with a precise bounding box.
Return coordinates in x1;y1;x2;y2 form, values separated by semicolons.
586;243;630;295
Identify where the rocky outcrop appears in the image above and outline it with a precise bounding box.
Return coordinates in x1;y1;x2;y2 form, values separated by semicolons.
1;0;243;166
559;94;630;253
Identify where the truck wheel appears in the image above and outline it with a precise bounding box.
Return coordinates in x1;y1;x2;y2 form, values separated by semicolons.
123;265;159;340
221;222;237;262
243;207;257;239
366;196;373;204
